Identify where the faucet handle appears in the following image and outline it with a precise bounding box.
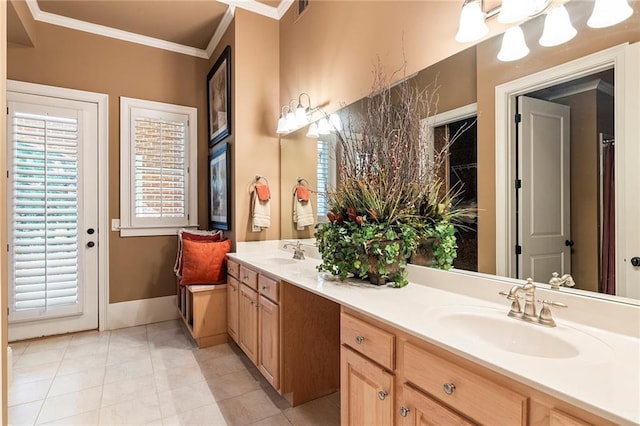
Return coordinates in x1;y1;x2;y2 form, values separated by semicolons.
537;299;568;327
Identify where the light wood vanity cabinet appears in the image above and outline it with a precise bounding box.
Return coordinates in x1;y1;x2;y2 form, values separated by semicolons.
258;294;279;389
238;282;259;363
341;308;609;426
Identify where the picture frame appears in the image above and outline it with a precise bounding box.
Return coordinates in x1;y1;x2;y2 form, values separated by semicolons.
209;142;231;230
207;45;231;146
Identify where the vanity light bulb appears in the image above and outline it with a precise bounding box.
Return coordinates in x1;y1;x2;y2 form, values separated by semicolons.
455;0;488;43
306;122;319;138
497;26;530;62
539;6;577;47
276;116;288;134
285;111;297;131
587;0;633;28
329;113;342;132
295;105;309;126
317;118;331;135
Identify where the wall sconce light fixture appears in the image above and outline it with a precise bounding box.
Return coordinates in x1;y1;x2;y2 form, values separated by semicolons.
276;93;322;135
456;0;633;62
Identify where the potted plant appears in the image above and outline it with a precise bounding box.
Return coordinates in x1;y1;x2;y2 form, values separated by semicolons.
315;61;474;287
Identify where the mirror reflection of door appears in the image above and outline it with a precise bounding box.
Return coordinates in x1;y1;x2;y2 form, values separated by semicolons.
434;119;478;272
515;69;615;295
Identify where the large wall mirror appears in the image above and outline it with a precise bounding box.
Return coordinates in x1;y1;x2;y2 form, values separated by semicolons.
279;1;640;304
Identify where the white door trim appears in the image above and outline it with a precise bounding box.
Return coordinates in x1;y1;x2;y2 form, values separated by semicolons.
430;103;478;127
495;43;629;284
7;80;109;331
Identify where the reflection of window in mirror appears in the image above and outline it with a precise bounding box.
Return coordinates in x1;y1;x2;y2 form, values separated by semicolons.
316;137;337;223
434;119;478;272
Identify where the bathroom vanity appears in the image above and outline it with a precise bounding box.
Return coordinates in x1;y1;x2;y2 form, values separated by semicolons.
227;240;639;425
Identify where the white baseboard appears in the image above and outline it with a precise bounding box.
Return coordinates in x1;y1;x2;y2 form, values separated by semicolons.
107;295;178;330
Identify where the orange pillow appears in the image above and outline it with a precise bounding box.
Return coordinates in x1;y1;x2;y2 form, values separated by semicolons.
180;239;231;286
175;230;223;277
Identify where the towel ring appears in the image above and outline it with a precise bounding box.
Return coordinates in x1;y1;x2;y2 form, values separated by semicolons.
255;175;269;185
296;177;310;187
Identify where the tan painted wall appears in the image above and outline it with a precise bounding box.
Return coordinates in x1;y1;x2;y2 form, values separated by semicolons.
233;9;280;242
7;0;36;47
475;2;640;274
7;22;210;303
555;90;599;293
1;0;9;419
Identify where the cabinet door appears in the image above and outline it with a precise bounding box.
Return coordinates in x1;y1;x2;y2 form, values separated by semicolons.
341;346;394;426
227;276;239;342
399;385;474;426
238;284;259;363
258;295;280;390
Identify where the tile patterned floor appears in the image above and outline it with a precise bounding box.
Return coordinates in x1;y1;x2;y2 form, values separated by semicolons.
8;320;341;425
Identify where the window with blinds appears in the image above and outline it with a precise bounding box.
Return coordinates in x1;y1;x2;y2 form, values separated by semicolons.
317;138;336;221
120;97;198;236
10;112;80;314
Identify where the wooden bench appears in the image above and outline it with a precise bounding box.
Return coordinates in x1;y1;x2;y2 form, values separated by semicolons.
177;283;228;348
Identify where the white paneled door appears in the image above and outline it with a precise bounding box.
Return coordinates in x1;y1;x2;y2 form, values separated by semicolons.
518;96;571;283
7;92;98;341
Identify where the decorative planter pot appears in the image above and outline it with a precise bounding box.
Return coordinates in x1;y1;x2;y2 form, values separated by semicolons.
365;239;405;286
410;236;436;267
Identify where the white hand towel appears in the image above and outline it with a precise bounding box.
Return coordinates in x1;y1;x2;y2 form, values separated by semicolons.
293;197;314;230
252;191;271;232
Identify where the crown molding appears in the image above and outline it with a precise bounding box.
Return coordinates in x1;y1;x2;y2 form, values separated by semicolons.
216;0;279;20
25;0;209;58
276;0;295;19
206;6;236;58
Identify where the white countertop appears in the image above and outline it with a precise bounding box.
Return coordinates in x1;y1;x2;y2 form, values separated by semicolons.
229;240;640;425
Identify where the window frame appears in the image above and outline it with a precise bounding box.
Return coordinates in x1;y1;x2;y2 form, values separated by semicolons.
120;97;198;237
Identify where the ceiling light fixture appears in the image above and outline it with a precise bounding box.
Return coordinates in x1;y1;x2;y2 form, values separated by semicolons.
455;0;633;62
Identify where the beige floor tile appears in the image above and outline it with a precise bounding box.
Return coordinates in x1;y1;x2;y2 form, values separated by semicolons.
63;340;110;360
161;403;228;426
12;362;59;386
106;344;151;366
146;319;181;335
148;331;194;351
326;391;340;408
23;336;72;355
199;353;247;380
108;334;149;351
205;369;262;402
57;352;107;376
103;357;153;385
13;349;65;369
282;395;340;426
101;374;157;408
153;363;207;393
9;378;52;407
157;380;215;418
97;394;162;425
36;386;102;424
9;341;30;357
68;330;110;347
8;399;43;426
110;325;147;337
218;389;282;426
192;343;236;364
39;409;99;425
149;346;198;372
248;413;293;426
48;368;106;398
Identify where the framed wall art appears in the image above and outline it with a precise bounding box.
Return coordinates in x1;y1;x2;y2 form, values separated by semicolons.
207;45;231;146
209;142;231;230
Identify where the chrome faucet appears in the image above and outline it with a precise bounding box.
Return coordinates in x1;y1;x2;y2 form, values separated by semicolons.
283;241;305;260
549;272;575;290
499;278;567;327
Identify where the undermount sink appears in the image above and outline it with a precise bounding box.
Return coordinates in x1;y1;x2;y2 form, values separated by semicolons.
258;257;298;265
429;305;612;360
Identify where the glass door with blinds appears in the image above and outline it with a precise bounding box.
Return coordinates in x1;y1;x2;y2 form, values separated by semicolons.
7;92;98;341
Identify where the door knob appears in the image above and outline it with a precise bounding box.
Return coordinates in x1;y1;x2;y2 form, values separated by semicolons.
87;241;95;248
631;257;640;267
565;240;574;247
87;228;95;235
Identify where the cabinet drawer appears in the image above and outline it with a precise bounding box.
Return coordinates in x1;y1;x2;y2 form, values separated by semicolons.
239;266;258;290
403;342;527;425
227;259;240;279
341;313;394;371
258;275;279;303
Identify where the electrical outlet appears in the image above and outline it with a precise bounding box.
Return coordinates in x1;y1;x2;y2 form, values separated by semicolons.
111;219;120;231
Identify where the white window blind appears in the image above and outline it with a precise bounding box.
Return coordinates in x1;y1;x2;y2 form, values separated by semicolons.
317;138;338;222
134;117;185;218
120;97;198;236
10;112;79;313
